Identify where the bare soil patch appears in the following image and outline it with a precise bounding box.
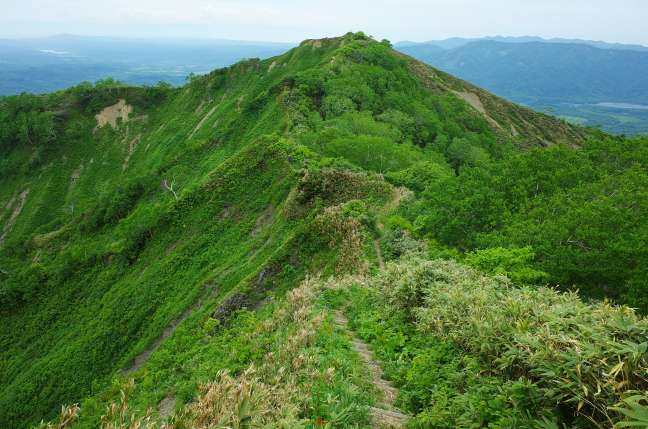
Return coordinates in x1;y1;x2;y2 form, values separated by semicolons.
189;105;218;139
334;310;409;428
251;205;274;236
95;99;133;130
122;134;142;171
0;189;29;246
123;283;217;374
157;394;176;418
453;90;503;130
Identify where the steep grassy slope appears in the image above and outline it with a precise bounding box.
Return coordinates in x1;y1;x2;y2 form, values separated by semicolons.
2;32;644;429
33;189;648;428
400;40;648;105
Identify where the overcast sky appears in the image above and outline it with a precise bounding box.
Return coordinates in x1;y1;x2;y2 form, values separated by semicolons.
2;0;648;45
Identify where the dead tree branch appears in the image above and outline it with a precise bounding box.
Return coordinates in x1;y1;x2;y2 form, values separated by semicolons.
162;178;179;201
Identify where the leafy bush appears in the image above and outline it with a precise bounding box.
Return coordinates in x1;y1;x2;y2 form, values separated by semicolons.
407;137;648;310
82;178;150;231
292;168;391;209
385;159;452;193
380;229;426;261
464;246;549;284
0;94;56;150
336;282;542;428
374;257;648;427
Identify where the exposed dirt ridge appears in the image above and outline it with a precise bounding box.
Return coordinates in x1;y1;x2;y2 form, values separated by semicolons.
453;90;503;130
0;189;29;246
95;99;133;130
123;283;217;374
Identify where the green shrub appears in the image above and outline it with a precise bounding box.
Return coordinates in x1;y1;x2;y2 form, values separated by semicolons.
385;159;452;193
380;229;426;261
374;257;648;427
464;246;549;284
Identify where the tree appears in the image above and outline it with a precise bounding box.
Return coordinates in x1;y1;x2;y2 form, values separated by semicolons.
0;94;55;149
465;246;549;284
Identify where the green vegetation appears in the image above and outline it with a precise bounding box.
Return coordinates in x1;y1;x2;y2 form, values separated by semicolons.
403;135;648;312
327;255;648;428
1;32;647;428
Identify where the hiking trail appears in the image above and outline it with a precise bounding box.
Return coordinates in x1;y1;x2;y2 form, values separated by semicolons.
334;310;409;428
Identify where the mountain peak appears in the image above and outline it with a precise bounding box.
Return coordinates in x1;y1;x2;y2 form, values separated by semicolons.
283;32;585;146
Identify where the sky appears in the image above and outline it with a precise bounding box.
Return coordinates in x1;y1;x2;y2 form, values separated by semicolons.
2;0;648;45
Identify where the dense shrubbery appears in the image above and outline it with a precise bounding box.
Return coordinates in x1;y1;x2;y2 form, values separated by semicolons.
464;246;549;284
82;177;152;231
0;94;56;150
336;257;648;428
404;136;648;312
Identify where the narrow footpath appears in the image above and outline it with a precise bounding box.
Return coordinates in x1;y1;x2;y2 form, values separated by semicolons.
334;309;409;428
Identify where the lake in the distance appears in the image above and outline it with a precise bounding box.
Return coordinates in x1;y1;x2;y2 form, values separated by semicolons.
595;102;648;110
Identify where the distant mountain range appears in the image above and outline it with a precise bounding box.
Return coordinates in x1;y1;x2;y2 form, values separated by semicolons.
397;37;648;134
395;36;648;52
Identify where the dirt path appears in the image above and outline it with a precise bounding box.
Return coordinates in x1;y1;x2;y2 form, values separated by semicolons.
334;310;408;428
373;186;408;270
123;283;216;374
373;240;385;271
387;187;407;212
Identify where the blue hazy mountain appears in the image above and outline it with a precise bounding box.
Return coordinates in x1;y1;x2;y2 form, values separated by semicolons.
395;36;648;52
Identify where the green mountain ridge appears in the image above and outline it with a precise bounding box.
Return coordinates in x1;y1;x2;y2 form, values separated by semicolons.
1;32;647;428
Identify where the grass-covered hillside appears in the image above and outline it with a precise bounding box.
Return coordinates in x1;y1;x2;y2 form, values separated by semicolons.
1;32;647;428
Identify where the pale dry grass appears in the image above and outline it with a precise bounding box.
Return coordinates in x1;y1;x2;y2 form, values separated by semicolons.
39;275;358;429
35;404;80;429
167;276;328;429
314;206;367;275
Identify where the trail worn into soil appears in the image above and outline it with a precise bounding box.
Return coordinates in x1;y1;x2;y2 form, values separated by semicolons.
0;189;29;246
337;184;409;427
334;310;409;428
373;240;385;271
123;284;217;374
